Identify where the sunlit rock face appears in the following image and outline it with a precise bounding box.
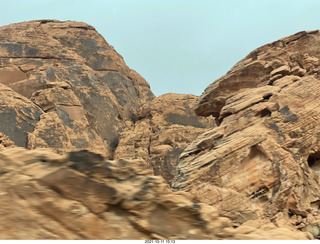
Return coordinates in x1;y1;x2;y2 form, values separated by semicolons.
172;30;320;227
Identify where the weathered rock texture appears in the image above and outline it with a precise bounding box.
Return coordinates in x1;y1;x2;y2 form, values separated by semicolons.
1;19;320;239
0;148;312;240
172;30;320;234
0;20;155;157
114;93;215;184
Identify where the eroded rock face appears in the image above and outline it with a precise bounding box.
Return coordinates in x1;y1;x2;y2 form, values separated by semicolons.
172;30;320;227
0;20;155;156
0;148;311;240
114;93;215;184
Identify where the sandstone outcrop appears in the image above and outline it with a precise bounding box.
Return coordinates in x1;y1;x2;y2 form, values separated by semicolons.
114;93;215;184
0;20;155;157
172;30;320;234
0;148;312;240
1;19;320;239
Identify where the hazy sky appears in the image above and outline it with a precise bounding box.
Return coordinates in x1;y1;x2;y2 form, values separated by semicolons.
1;0;320;96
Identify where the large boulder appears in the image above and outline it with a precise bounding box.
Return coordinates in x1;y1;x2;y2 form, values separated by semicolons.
172;30;320;227
0;20;155;157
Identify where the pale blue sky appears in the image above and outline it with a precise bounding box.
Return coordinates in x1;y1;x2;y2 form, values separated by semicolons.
1;0;320;96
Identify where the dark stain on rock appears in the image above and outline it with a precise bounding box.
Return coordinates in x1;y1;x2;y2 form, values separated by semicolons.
280;105;291;115
24;45;39;57
0;43;23;56
283;114;298;123
279;105;298;123
56;108;72;127
46;68;56;81
0;105;42;147
269;123;280;132
269;123;286;142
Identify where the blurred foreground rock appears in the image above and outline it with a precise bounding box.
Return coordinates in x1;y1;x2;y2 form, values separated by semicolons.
0;148;312;239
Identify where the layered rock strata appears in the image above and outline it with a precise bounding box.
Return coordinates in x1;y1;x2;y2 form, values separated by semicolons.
172;30;320;231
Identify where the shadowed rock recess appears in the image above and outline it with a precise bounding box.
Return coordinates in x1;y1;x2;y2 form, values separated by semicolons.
0;20;318;239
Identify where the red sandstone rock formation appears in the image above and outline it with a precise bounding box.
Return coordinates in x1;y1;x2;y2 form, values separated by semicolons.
0;20;155;157
172;31;320;237
0;19;319;239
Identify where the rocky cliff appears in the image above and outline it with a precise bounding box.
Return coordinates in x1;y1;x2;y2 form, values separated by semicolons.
0;20;319;239
172;30;320;235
